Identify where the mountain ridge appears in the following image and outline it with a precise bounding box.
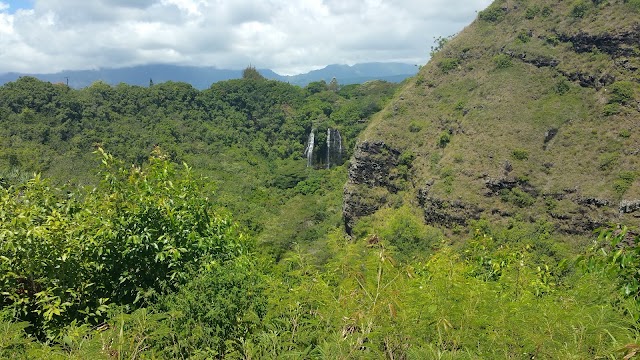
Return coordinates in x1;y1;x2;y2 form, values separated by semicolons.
0;62;418;89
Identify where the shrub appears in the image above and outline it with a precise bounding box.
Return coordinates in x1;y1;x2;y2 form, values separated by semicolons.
525;5;540;19
603;103;620;116
479;5;506;22
554;80;570;95
512;149;529;160
409;121;423;133
438;58;459;73
613;171;637;196
546;35;560;46
0;150;249;338
500;188;535;207
571;1;590;18
398;151;416;167
493;54;513;69
541;6;552;17
609;81;635;104
517;31;531;43
598;152;619;171
627;0;640;11
438;131;451;148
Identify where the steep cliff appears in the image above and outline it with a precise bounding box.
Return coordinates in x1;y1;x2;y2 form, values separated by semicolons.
344;0;640;236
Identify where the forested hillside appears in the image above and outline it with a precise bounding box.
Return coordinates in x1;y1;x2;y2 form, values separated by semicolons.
1;0;640;358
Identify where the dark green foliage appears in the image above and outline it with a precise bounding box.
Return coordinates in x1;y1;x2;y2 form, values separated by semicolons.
493;54;513;69
525;5;540;19
571;0;591;18
154;257;265;357
627;0;640;10
0;150;248;338
603;103;621;116
438;131;451;148
517;31;531;43
408;121;422;132
478;5;506;22
609;81;635;104
613;171;636;196
242;65;265;81
438;58;460;73
554;79;571;95
512;148;529;160
500;188;535;207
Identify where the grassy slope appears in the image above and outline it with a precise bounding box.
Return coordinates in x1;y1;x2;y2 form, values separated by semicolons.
358;0;640;238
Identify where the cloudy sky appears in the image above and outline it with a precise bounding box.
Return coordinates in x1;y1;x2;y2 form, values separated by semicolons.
0;0;492;75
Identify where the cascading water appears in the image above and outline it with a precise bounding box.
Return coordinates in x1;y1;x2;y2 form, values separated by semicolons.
304;130;315;167
326;128;331;169
326;128;343;169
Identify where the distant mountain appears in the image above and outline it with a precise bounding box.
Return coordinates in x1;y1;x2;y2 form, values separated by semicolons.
0;62;418;89
281;63;419;86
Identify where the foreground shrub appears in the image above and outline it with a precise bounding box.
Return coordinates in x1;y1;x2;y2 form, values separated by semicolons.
0;149;249;338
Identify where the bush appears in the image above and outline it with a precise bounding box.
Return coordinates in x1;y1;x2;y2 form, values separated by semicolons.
613;171;637;196
546;35;560;46
517;31;531;43
609;81;635;104
603;103;620;116
598;152;619;171
500;188;535;207
438;131;451;148
512;149;529;160
493;54;513;69
554;80;570;95
571;1;590;18
409;121;423;133
525;5;540;19
438;58;460;73
479;5;506;22
627;0;640;11
0;150;248;338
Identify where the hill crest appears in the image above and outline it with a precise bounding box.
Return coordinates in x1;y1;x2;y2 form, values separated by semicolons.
344;0;640;238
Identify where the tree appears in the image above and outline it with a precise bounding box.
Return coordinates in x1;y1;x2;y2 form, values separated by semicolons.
242;65;266;81
328;77;339;92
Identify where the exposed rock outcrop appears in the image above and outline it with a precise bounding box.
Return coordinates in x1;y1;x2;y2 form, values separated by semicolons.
417;186;482;227
620;200;640;214
343;141;401;234
559;26;640;58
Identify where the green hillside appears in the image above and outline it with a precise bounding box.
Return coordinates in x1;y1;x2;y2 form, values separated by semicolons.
345;0;640;240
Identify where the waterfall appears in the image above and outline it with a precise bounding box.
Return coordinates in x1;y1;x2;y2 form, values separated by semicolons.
326;128;331;169
326;128;344;169
304;130;315;167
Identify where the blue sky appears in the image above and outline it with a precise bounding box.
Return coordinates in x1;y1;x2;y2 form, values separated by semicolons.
1;0;33;14
0;0;493;74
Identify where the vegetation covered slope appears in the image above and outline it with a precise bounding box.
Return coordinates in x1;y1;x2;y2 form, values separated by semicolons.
0;75;398;259
345;0;640;239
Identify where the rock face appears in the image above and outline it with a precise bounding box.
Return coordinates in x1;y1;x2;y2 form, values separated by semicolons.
343;141;401;234
417;186;483;227
558;26;640;58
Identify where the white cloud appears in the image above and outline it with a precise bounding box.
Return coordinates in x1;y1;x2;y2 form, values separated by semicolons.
0;0;493;75
0;2;8;12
